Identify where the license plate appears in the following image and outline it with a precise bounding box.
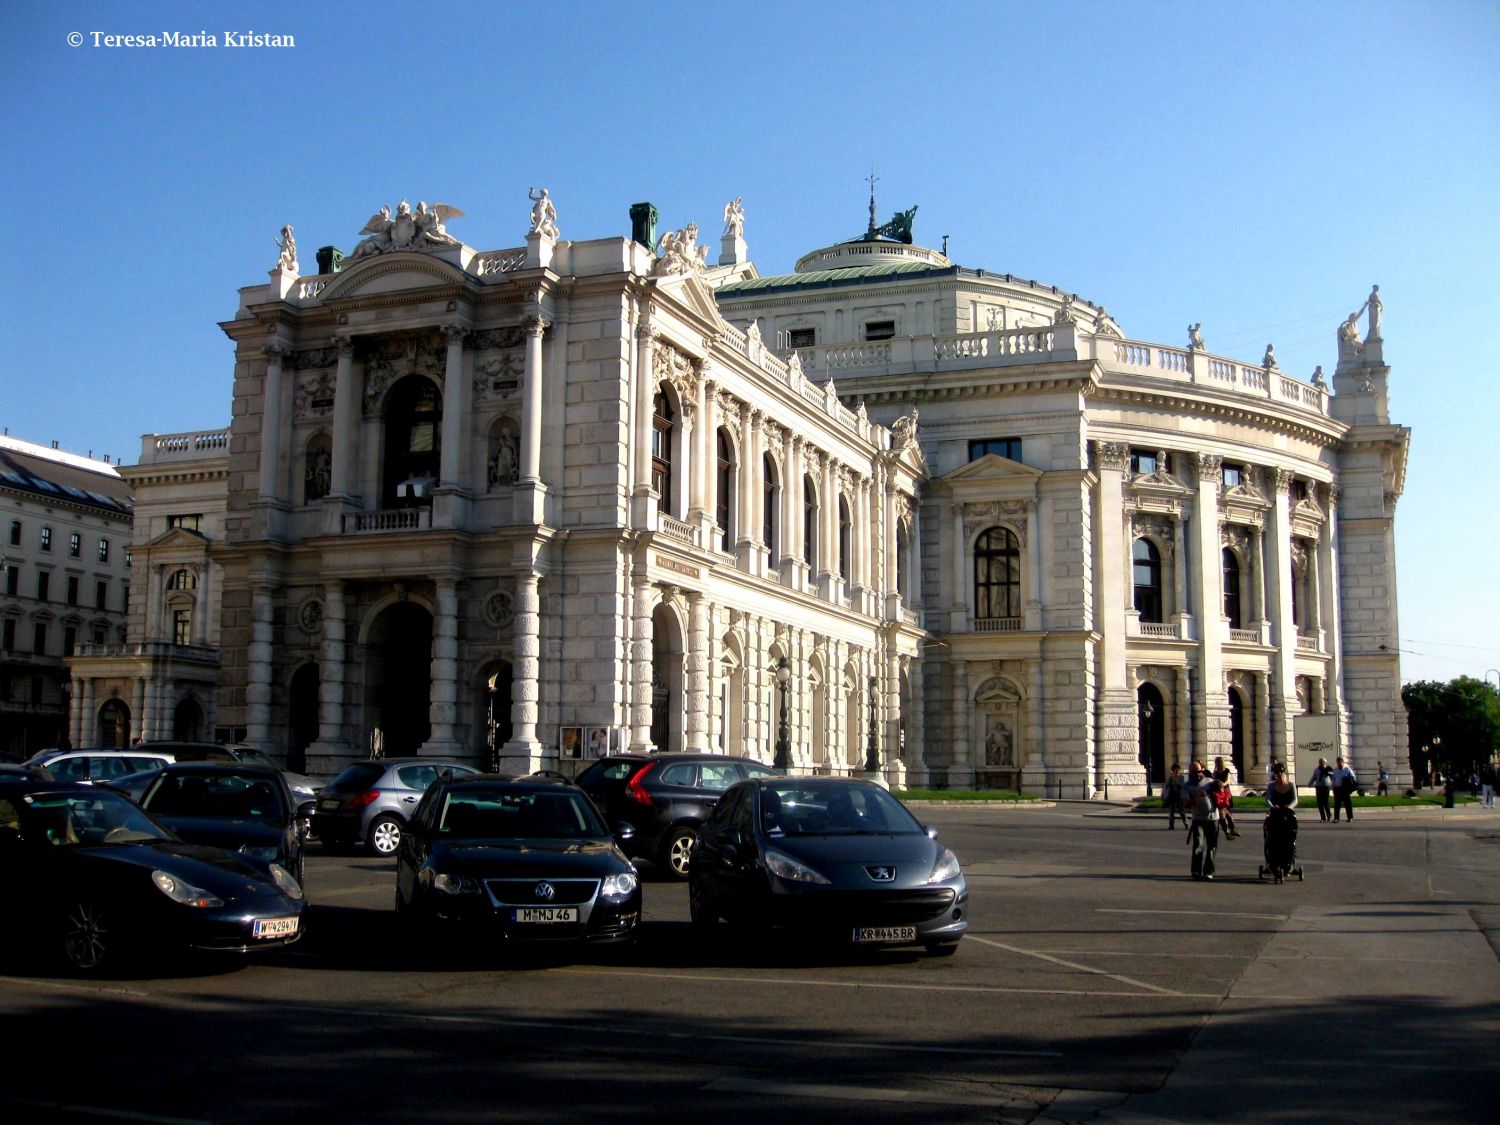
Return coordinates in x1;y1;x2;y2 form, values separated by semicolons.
852;925;916;944
318;798;339;810
253;916;300;939
512;907;578;924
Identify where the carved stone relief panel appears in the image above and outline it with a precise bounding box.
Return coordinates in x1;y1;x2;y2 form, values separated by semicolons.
962;501;1031;545
360;331;446;411
1130;514;1177;555
294;370;337;418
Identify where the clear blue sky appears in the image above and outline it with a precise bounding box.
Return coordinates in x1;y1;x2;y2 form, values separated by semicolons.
2;1;1496;686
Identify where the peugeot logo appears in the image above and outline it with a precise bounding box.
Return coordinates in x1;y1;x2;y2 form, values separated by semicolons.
865;866;896;882
534;881;556;901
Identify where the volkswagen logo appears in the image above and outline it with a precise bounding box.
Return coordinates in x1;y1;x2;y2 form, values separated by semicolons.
865;866;896;882
534;881;556;901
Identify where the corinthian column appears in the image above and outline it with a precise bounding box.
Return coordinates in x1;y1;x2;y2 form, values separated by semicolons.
438;324;467;490
329;335;357;500
258;343;287;503
629;573;656;751
500;573;544;771
424;577;462;756
686;590;710;751
246;584;275;748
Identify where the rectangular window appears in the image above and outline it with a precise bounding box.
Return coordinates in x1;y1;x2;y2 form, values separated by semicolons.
968;438;1023;463
64;626;76;656
98;538;110;563
7;520;19;546
69;532;81;556
863;320;896;341
32;622;46;655
167;513;204;532
124;547;132;569
36;572;49;602
1131;449;1170;475
1;619;13;651
172;609;192;646
92;624;107;645
4;566;16;596
787;328;816;349
66;576;79;605
96;581;108;610
39;527;51;551
1221;464;1244;488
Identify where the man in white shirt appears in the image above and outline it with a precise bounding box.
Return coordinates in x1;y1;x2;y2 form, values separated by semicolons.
1331;756;1358;822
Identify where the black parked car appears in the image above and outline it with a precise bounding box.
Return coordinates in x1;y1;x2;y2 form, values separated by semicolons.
576;753;781;878
689;777;968;956
0;777;306;973
395;774;641;949
106;764;310;884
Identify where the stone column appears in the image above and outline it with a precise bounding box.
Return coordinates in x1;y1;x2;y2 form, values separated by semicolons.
633;323;656;496
520;316;548;484
258;343;287;502
1192;453;1227;761
502;572;543;770
1175;665;1193;771
141;679;158;742
629;573;655;751
1266;469;1299;768
328;335;357;502
1171;515;1189;631
1093;442;1137;789
246;583;274;748
907;657;927;785
685;590;710;751
1250;524;1267;632
308;579;350;772
423;577;462;756
691;378;714;529
737;406;759;571
1322;485;1347;717
438;324;467;489
951;659;971;785
785;437;803;585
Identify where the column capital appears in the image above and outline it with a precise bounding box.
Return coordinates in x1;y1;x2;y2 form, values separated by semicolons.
524;314;551;336
332;333;354;356
1094;441;1131;472
1194;452;1223;482
262;342;288;361
1274;467;1296;492
441;323;469;344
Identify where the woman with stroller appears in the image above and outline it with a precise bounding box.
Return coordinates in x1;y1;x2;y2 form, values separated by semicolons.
1264;762;1300;883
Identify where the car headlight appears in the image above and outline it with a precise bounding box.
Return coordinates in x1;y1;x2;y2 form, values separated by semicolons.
433;872;481;895
764;848;831;885
926;848;962;884
239;845;280;862
601;872;638;900
152;869;223;908
268;863;304;900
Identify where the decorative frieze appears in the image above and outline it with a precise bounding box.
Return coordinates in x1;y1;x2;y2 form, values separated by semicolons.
294;371;336;418
361;332;446;409
1130;514;1176;555
962;500;1031;544
1094;441;1131;473
652;343;702;414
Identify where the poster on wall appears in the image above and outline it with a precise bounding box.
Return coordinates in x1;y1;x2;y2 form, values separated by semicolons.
559;726;583;758
586;726;611;758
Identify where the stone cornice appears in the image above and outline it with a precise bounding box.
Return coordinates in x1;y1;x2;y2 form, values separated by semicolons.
1089;384;1345;449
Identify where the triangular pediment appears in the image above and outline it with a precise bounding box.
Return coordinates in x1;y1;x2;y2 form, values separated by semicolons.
941;454;1043;484
653;271;728;332
318;252;469;302
147;527;211;551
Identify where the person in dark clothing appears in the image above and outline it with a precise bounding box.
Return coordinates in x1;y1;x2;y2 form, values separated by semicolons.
1182;760;1221;880
1308;757;1334;822
1331;756;1358;822
1163;763;1186;830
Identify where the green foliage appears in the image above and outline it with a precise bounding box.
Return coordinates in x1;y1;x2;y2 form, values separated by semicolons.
1403;676;1500;778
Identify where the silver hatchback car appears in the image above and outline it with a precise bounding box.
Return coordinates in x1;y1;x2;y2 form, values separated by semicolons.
311;757;478;856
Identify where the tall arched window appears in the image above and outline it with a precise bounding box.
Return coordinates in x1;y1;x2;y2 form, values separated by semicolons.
652;390;675;514
166;569;197;591
762;453;779;565
1222;548;1242;629
974;527;1021;620
381;376;441;508
802;474;818;570
838;496;852;582
1133;538;1163;623
716;428;736;554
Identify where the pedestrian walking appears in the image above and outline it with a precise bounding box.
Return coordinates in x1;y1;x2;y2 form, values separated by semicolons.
1182;760;1221;880
1309;757;1334;821
1213;756;1239;838
1331;756;1358;822
1481;762;1496;809
1164;762;1186;829
1377;762;1389;797
1265;756;1282;791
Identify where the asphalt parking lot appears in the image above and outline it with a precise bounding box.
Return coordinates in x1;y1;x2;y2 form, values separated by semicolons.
2;802;1497;1124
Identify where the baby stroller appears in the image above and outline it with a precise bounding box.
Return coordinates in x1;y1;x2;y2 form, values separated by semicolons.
1258;806;1304;884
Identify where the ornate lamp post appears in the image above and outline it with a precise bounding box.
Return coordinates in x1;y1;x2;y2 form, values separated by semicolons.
1139;698;1156;797
774;657;792;770
865;674;880;774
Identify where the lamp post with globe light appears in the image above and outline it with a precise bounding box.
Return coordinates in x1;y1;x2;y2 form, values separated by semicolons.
1139;697;1156;797
865;674;880;774
774;657;792;770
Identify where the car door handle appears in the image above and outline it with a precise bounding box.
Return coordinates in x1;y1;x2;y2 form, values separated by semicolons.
402;796;418;803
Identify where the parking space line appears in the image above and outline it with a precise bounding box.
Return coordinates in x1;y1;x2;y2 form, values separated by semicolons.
964;935;1181;995
0;1099;207;1125
1098;908;1287;920
702;1076;1028;1108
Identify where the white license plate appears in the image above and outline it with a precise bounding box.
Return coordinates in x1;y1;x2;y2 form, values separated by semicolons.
852;925;917;944
253;916;299;939
318;799;340;810
512;907;578;924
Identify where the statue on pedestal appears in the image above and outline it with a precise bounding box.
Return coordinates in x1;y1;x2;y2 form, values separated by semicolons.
1188;322;1205;350
275;224;298;272
722;197;745;238
527;188;559;239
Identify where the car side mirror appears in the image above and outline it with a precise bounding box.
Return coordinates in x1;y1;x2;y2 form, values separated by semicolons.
297;799;317;821
925;825;939;840
614;821;636;842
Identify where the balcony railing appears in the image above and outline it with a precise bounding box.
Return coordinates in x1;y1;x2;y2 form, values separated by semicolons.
659;514;698;546
1138;621;1180;639
341;508;432;534
973;616;1022;633
137;429;231;465
1229;628;1262;644
71;641;219;662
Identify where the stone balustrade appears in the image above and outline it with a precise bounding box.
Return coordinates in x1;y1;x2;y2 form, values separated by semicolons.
973;616;1023;633
137;429;231;464
342;508;432;533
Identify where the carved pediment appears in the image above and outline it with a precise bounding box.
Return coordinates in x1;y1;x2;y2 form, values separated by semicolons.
316;253;469;302
941;454;1044;485
652;271;729;334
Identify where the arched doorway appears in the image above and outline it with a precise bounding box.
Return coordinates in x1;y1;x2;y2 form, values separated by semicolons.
96;699;129;748
366;600;433;757
1137;682;1166;786
482;663;514;771
1228;687;1247;779
650;603;683;752
173;697;204;741
289;663;319;773
382;376;442;508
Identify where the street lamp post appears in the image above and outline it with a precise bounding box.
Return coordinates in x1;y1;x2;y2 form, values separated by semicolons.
865;674;880;774
1139;698;1156;797
774;657;791;771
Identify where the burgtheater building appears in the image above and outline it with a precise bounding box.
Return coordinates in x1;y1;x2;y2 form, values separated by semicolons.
70;191;1408;793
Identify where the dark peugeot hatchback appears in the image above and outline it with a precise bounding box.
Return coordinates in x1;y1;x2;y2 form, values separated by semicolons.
576;753;781;879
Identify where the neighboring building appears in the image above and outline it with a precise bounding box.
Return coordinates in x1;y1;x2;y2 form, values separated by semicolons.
83;189;1407;792
67;431;230;747
0;435;132;757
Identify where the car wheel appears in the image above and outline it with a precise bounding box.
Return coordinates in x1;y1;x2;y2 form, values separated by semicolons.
661;827;698;880
367;815;403;857
60;901;113;973
688;880;717;929
923;941;961;958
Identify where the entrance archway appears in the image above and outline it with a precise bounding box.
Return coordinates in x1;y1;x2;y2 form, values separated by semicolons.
173;697;204;741
96;699;129;748
480;662;514;771
366;600;433;756
289;663;319;773
1137;682;1166;786
650;602;683;752
1228;687;1247;779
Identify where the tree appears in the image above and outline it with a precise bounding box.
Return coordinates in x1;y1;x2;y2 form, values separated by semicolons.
1403;677;1500;783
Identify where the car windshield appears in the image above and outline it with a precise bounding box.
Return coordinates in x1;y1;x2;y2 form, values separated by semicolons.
438;787;608;840
143;773;286;824
760;783;923;837
24;790;174;847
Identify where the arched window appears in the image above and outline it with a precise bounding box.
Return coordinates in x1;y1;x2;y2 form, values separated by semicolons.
838;496;851;582
716;428;735;554
652;390;675;513
762;453;779;565
382;376;441;508
802;474;818;570
166;569;197;591
1133;538;1163;623
974;527;1021;620
896;519;910;600
1222;548;1242;629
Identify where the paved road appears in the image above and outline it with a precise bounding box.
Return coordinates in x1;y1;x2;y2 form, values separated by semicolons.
2;803;1497;1123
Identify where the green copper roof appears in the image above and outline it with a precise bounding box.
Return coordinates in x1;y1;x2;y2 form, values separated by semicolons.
716;260;955;296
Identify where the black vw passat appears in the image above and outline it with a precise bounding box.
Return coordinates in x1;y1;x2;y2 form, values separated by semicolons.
395;774;641;947
689;777;967;956
0;778;305;973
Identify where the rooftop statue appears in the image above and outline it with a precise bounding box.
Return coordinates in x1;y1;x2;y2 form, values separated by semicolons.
1366;284;1382;339
722;197;745;238
1054;295;1078;326
1263;343;1278;369
875;205;918;245
528;187;559;239
890;407;919;451
275;224;298;272
351;199;464;258
1188;322;1205;350
653;222;708;278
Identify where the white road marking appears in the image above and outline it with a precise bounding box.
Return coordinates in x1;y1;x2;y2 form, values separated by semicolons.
703;1076;1026;1107
1;1100;206;1125
1098;908;1288;920
964;935;1181;995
